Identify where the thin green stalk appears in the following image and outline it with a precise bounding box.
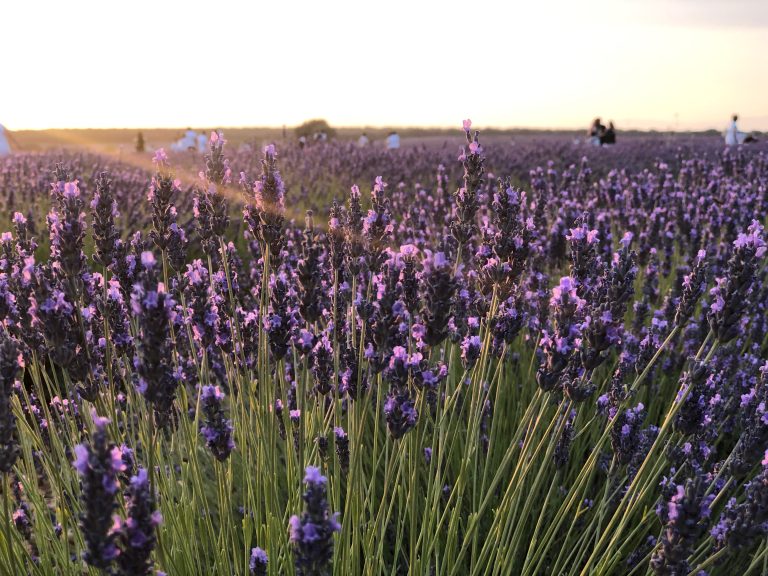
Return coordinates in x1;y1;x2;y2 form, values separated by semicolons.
3;473;18;575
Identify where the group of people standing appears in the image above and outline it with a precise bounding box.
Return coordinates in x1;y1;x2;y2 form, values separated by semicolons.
0;117;761;158
356;131;400;149
587;118;617;146
170;128;208;152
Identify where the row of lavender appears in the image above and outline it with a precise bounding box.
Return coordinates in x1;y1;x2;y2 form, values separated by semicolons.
0;134;741;242
0;125;766;575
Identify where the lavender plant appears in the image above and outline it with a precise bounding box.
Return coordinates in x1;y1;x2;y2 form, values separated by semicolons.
0;127;766;576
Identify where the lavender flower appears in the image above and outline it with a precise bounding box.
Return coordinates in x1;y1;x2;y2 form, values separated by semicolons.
537;276;586;392
132;255;178;426
327;200;346;275
297;211;325;324
334;427;349;475
183;260;223;353
708;221;766;343
364;261;407;373
610;403;646;464
90;171;120;268
246;144;286;259
48;177;86;296
451;119;485;246
674;249;707;326
289;466;341;576
166;222;188;272
673;360;710;435
729;366;768;476
12;210;37;257
461;334;482;368
711;458;768;552
105;278;134;357
194;133;231;259
249;547;268;575
480;179;533;296
339;336;366;401
362;176;394;275
114;468;162;576
72;412;125;570
420;251;456;347
265;272;294;361
490;294;525;355
274;399;287;440
148;151;185;255
31;276;80;372
398;244;420;317
316;433;329;461
200;385;235;461
0;335;20;474
553;409;577;469
343;184;365;277
566;216;602;296
651;476;713;576
311;334;334;396
384;387;419;440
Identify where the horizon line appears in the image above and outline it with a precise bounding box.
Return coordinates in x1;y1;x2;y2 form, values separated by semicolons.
9;123;737;134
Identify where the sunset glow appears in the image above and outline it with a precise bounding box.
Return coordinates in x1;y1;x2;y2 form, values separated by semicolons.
3;0;767;131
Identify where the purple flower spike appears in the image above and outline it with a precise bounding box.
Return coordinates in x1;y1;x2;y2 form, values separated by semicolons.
708;220;766;343
651;475;713;575
114;468;162;576
289;466;341;575
200;385;235;462
72;413;124;570
249;547;268;575
334;427;349;475
0;335;20;474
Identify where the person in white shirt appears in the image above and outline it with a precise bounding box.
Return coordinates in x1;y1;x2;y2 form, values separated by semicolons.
386;131;400;150
725;114;747;146
357;132;370;147
170;128;200;152
182;129;198;150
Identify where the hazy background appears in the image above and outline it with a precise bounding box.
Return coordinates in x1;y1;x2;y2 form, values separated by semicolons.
3;0;767;132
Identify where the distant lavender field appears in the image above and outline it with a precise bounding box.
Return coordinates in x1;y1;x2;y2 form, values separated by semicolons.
0;127;766;575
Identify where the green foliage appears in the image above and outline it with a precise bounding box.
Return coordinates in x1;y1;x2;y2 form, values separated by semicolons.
294;119;336;139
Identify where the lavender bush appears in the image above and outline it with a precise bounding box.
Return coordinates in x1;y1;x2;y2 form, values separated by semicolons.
0;127;766;575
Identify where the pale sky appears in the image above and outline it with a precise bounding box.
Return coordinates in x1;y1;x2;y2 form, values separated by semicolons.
3;0;767;131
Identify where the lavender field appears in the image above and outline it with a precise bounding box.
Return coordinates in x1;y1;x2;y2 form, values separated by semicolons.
0;124;767;576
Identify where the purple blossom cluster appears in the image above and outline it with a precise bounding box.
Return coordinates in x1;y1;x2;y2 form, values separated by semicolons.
199;385;235;461
289;466;341;576
72;413;125;569
0;125;767;575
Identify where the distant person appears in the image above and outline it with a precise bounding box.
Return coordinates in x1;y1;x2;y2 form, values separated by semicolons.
298;135;307;149
386;131;400;150
724;114;757;146
588;118;605;146
357;132;370;147
197;132;208;152
601;121;616;145
171;128;198;152
725;114;744;146
0;124;18;156
184;128;198;151
136;131;145;153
